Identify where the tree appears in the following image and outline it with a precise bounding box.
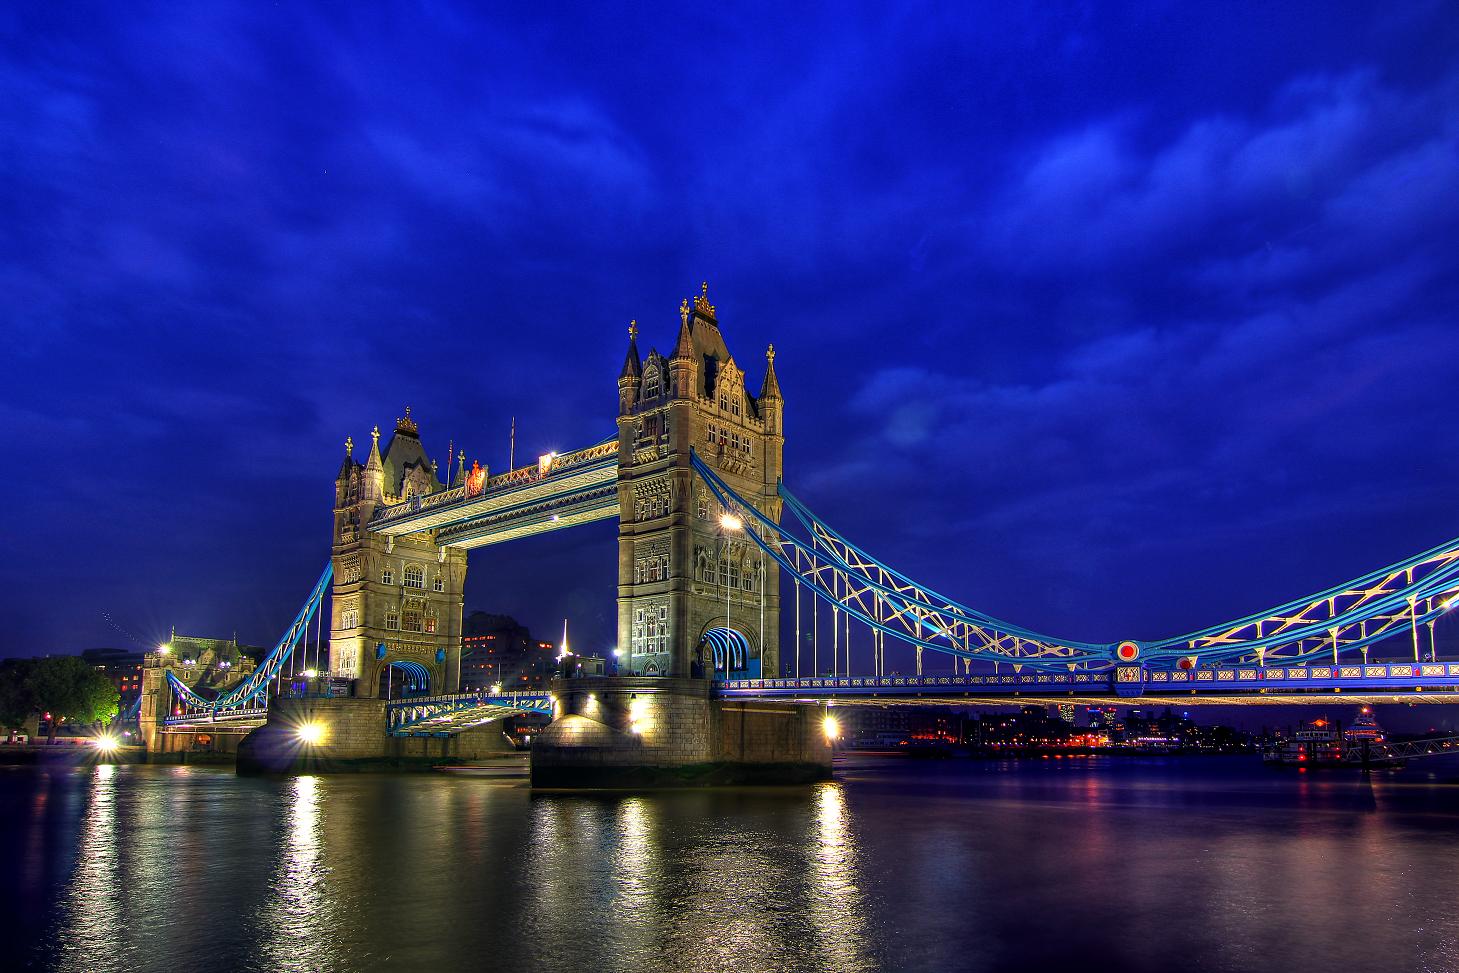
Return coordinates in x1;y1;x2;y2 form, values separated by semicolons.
0;659;37;739
28;656;119;742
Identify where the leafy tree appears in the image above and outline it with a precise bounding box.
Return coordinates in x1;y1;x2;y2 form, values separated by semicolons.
0;659;37;737
28;656;119;741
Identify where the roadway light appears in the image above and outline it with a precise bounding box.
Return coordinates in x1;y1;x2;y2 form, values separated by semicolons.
296;722;325;745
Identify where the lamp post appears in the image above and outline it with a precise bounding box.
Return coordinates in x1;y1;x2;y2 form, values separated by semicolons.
719;513;743;680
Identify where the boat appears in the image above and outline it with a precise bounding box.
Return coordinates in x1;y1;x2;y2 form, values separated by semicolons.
1263;718;1346;767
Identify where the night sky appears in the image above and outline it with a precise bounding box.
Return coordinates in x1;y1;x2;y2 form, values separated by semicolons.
5;2;1459;688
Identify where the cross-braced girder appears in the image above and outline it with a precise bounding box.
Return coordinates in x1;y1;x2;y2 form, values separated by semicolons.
166;563;333;713
386;691;553;736
692;451;1459;673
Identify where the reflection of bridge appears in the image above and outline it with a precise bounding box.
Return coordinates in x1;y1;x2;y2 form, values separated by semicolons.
140;283;1459;779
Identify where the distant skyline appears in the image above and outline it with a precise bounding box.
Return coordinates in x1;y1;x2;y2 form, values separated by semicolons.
5;3;1459;667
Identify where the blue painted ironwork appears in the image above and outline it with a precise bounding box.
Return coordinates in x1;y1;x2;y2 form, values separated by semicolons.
702;627;749;671
693;451;1459;674
386;690;553;736
166;562;332;713
722;660;1459;702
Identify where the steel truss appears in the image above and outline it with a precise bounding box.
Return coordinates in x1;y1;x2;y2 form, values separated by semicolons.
692;451;1459;673
167;562;333;713
386;691;553;736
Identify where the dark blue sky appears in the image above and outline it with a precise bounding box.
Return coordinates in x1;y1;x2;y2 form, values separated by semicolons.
4;2;1458;665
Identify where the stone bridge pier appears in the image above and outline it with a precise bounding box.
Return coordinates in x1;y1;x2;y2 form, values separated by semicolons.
530;676;831;787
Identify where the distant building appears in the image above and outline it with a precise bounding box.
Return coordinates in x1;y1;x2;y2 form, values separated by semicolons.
1057;703;1076;725
81;647;147;710
460;612;557;692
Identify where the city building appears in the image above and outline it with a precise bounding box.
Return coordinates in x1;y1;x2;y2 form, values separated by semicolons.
459;612;557;692
81;647;147;709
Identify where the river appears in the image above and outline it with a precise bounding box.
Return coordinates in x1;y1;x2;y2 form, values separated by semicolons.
6;755;1459;972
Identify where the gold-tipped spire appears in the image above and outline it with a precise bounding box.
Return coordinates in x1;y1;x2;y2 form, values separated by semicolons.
345;435;354;457
628;319;638;340
395;406;418;436
371;425;380;446
679;298;691;327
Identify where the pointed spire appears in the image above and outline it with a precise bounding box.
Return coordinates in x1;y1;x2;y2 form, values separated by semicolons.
620;319;642;380
344;436;354;458
366;425;383;469
672;307;696;361
760;343;781;400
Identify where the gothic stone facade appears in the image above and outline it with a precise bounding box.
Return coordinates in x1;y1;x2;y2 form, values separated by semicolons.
330;412;467;697
615;285;784;679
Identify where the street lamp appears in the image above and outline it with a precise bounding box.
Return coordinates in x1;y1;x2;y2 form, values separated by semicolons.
718;513;743;681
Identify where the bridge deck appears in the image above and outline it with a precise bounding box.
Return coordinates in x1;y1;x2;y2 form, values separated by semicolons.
368;438;617;548
722;662;1459;705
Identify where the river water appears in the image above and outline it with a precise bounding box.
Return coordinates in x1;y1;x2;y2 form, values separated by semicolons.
6;755;1459;973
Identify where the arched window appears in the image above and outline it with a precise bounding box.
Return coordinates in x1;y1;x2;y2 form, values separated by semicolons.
341;608;359;630
432;576;444;592
403;564;425;589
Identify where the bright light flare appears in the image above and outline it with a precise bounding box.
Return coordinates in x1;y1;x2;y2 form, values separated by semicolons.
490;682;503;695
822;715;841;740
296;722;325;745
94;733;120;753
303;668;318;679
719;514;744;531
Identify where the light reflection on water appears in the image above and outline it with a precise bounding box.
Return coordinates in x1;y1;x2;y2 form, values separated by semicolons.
10;756;1459;973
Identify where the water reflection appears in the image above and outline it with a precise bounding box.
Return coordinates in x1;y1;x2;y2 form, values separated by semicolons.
56;766;122;973
260;775;334;971
809;783;874;972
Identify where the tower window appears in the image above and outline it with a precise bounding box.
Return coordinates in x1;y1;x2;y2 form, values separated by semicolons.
385;612;400;630
433;576;444;592
403;565;425;589
381;568;394;586
402;610;422;632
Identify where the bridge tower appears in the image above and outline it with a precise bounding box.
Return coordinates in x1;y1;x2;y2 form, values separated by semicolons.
329;411;468;698
615;284;784;679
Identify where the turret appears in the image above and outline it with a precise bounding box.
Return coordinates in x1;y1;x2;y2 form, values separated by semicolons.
759;344;782;434
362;425;384;504
619;320;642;415
670;298;697;399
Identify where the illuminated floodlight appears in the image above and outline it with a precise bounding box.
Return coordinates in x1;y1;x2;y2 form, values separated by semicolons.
719;514;744;532
822;715;841;740
157;644;171;655
94;733;120;753
490;682;503;695
1446;596;1459;611
612;648;624;658
303;668;318;679
296;722;325;745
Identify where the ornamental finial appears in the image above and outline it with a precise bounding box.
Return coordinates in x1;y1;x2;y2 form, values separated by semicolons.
628;319;638;340
371;425;380;445
679;298;690;326
345;435;354;457
693;281;715;318
766;343;775;361
395;406;418;436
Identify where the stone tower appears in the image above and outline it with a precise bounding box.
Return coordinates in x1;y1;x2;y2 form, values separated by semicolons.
615;285;784;678
330;410;468;697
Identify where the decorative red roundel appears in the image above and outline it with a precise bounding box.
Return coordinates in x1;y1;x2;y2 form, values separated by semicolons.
1177;657;1194;670
1116;641;1140;662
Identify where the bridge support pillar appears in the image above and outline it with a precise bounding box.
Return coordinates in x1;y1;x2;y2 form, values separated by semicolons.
236;697;513;773
530;676;831;787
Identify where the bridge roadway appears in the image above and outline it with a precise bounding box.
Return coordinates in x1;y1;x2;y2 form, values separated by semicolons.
368;438;617;548
720;661;1459;706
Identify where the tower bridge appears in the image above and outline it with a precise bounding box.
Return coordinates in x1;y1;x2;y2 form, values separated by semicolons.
137;281;1459;781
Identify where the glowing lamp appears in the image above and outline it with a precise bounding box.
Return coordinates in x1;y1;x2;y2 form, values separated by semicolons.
296;722;325;745
157;645;172;655
822;715;841;740
303;668;318;679
719;514;744;532
94;734;119;753
490;682;503;695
